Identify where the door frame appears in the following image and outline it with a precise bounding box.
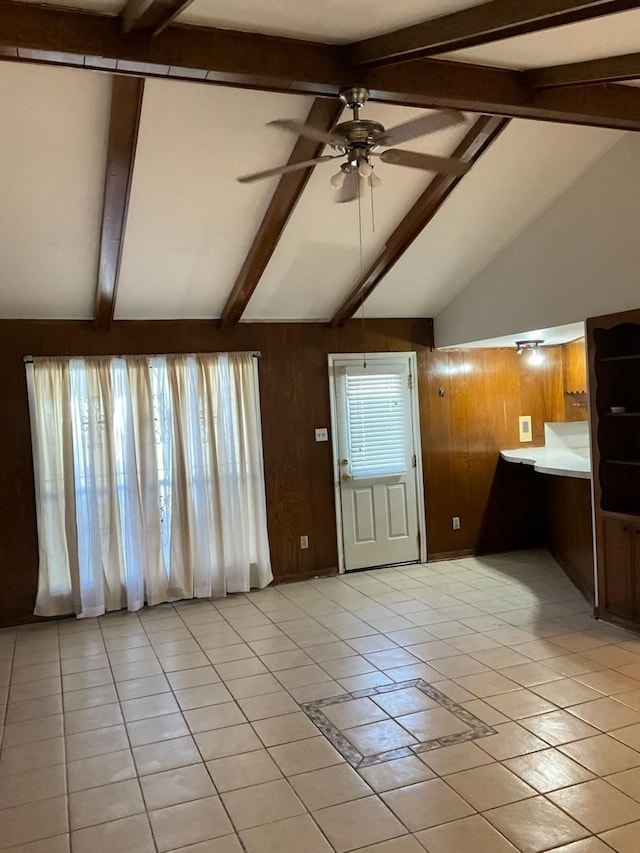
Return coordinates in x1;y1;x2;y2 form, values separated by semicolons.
328;351;427;574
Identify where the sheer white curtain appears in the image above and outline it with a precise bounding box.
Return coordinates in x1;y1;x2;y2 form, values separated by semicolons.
27;352;272;618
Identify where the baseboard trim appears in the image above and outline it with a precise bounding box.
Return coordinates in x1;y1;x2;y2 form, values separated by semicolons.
272;568;338;585
427;548;476;562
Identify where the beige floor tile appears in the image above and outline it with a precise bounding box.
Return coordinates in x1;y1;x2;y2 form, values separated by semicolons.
454;671;521;698
396;707;469;740
344;719;417;755
477;721;548;760
599;820;640;852
576;671;640;695
471;647;532;669
504;748;595;792
174;683;233;711
71;813;155;853
68;749;136;792
115;674;170;701
205;643;256;664
445;762;536;810
214;658;268;681
521;709;602;746
415;814;519;852
485;688;557;720
64;703;123;734
168;836;243;853
236;690;299;721
226;673;283;699
111;660;163;682
0;736;65;775
2;713;63;747
0;763;66;809
252;711;319;746
120;691;179;722
371;687;439;717
259;650;314;671
548;840;619;853
461;698;510;726
484;796;589;852
288;680;346;703
313;795;407;852
0;795;68;847
62;669;112;692
9;676;61;702
382;778;475;832
532;678;604;708
69;778;145;830
289;763;372;809
165;667;220;690
358;756;434;793
346;839;426;853
65;724;129;761
194;723;262;760
126;711;189;747
5;694;62;724
492;662;563;688
569;698;640;732
133;734;201;775
150;795;233;852
162;651;211;672
222;778;305;830
206;749;282;792
240;814;333;853
548;779;640;833
611;723;640;750
184;701;246;733
605;766;640;801
140;763;215;810
269;736;344;775
63;683;118;712
324;697;389;729
1;835;70;852
559;734;640;776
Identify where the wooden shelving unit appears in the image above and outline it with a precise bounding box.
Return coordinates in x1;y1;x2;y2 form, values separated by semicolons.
588;309;640;627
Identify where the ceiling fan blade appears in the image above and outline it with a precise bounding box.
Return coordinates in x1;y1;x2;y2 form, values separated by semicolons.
267;118;346;145
334;170;361;204
380;148;470;177
379;110;466;146
237;154;340;184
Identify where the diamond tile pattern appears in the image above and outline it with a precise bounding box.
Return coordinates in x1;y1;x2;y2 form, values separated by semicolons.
2;549;640;851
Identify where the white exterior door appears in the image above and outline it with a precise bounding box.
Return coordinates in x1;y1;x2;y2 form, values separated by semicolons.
331;354;422;571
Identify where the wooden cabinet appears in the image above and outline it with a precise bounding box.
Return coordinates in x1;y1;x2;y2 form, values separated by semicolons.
588;308;640;628
602;515;636;620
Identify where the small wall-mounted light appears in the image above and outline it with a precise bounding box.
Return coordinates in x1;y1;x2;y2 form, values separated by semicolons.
515;339;545;366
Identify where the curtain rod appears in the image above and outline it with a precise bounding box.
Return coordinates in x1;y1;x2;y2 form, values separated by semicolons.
24;351;261;364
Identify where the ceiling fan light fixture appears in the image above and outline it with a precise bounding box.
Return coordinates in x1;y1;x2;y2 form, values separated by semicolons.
330;169;347;190
358;161;373;178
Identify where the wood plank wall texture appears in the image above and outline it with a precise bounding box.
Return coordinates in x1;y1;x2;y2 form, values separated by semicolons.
0;319;570;625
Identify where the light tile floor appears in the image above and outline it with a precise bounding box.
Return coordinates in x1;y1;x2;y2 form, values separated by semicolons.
2;550;640;851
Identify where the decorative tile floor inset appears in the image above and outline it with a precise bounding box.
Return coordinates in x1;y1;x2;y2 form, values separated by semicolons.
302;678;496;768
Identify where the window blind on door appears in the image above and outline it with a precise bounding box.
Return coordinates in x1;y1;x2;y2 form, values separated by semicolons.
345;372;407;478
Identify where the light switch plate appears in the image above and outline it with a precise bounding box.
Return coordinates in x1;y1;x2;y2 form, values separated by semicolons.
519;415;533;443
315;428;329;442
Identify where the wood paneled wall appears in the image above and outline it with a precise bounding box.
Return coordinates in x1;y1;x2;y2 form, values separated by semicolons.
0;320;568;625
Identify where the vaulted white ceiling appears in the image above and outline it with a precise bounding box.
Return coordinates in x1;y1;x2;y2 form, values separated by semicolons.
0;0;637;330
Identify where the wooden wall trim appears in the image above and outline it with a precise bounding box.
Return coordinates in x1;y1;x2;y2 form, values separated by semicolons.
330;115;509;326
95;76;144;328
122;0;197;35
219;98;343;327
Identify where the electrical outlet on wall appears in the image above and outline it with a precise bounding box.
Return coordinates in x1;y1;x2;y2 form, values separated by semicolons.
519;415;533;443
300;535;309;549
452;516;461;530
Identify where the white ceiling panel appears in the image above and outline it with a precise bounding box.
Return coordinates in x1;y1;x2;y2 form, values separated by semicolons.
364;120;622;319
14;0;121;12
178;0;486;42
0;63;111;319
440;9;640;70
115;81;312;319
447;321;585;350
243;104;473;321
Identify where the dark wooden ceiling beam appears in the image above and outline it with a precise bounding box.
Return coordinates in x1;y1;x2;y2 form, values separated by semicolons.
352;0;640;66
330;115;510;327
219;98;343;327
527;52;640;88
2;2;640;131
95;75;144;328
122;0;197;36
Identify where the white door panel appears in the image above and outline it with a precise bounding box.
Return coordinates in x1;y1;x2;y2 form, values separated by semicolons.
331;354;422;571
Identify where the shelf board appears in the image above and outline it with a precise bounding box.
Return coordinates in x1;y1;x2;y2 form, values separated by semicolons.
602;508;640;521
600;354;640;362
604;459;640;467
602;412;640;417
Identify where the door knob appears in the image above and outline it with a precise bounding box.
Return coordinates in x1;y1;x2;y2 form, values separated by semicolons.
341;472;353;482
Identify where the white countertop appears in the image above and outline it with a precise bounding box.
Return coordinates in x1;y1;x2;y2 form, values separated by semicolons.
500;447;591;479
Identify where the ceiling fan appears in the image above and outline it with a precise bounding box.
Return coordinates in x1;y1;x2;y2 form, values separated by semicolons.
237;86;469;202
